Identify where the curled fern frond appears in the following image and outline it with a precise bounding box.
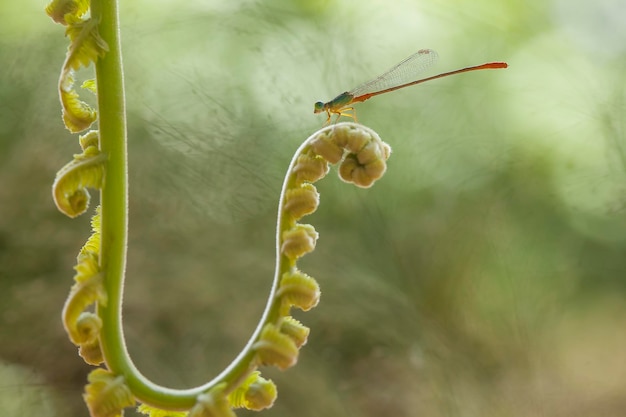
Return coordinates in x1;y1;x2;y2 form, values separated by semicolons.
45;0;89;25
253;323;299;371
63;207;104;358
84;369;135;417
62;271;106;345
338;141;391;188
283;183;320;222
280;224;318;261
309;124;391;188
55;15;108;132
278;316;310;348
59;70;98;133
276;270;320;312
227;371;277;411
52;132;105;217
292;152;329;184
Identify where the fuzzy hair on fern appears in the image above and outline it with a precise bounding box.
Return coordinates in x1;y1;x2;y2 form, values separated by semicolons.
46;1;391;416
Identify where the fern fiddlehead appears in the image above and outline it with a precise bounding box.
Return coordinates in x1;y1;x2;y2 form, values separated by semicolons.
46;1;391;416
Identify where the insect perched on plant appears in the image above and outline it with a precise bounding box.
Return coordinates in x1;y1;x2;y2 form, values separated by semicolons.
314;49;508;124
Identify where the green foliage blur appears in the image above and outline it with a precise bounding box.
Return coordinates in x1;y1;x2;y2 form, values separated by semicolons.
1;0;625;416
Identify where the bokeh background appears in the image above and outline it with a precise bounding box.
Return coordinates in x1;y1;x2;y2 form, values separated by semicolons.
1;0;625;416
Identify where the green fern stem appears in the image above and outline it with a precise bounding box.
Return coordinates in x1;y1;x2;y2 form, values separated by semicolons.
47;0;392;413
89;0;274;408
89;0;195;409
82;1;392;413
89;0;132;392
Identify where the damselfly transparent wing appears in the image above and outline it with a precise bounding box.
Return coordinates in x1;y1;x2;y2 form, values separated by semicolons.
348;49;439;98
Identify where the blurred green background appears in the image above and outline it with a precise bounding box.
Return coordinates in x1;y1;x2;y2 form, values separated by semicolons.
1;0;626;416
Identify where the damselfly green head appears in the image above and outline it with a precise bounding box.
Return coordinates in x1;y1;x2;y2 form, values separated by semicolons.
313;101;325;114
